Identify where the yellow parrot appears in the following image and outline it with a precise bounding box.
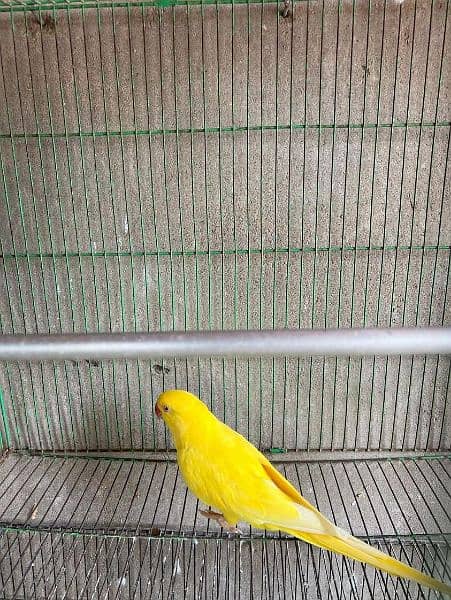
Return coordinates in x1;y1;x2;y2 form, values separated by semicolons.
155;389;451;596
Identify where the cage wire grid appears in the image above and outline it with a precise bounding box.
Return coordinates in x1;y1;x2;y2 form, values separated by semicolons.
0;0;450;597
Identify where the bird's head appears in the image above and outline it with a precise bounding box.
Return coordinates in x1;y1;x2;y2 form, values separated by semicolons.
155;390;212;442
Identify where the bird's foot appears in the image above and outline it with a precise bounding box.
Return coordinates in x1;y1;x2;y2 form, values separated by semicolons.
199;509;242;534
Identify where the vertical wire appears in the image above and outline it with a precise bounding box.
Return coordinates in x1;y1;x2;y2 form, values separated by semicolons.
93;461;146;598
9;458;92;594
342;462;403;595
318;464;366;598
411;0;449;450
198;0;215;434
400;0;435;450
36;4;92;452
362;461;426;574
170;4;189;392
24;6;72;451
364;0;387;450
299;0;309;450
283;0;295;449
304;463;343;599
141;2;163;450
95;3;127;448
9;7;58;452
185;2;202;409
378;461;445;575
0;152;29;448
53;5;98;450
373;0;403;450
68;3;112;449
125;2;149;450
231;0;239;434
295;0;308;450
437;275;451;448
307;0;325;449
323;0;340;450
157;5;178;444
52;3;101;452
351;0;372;450
271;0;281;448
258;0;264;448
214;0;227;426
245;0;251;442
58;460;130;598
424;3;450;449
386;0;418;451
0;16;49;452
110;3;137;448
45;459;114;598
340;0;357;451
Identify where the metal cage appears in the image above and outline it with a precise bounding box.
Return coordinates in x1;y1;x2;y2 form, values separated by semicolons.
0;0;450;597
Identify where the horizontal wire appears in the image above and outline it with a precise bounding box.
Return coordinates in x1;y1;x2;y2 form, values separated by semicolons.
2;523;450;545
0;0;291;13
0;121;449;141
13;448;451;463
1;244;450;262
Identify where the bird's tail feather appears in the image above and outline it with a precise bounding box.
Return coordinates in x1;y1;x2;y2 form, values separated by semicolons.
284;528;451;596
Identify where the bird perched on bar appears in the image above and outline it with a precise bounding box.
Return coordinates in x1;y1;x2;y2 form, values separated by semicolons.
155;389;451;596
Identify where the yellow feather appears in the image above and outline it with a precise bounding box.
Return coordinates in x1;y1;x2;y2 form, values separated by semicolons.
156;390;451;596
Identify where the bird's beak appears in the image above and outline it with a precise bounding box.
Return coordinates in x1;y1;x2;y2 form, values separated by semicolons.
155;403;162;418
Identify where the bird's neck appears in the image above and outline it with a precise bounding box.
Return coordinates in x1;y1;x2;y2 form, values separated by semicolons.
171;412;220;452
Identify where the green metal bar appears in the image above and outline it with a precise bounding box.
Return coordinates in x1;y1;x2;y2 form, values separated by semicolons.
231;0;239;434
245;0;251;443
2;244;449;262
0;0;292;13
257;0;265;449
270;0;279;449
1;120;448;140
0;387;11;449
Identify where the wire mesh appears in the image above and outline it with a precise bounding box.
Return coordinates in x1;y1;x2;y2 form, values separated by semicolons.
0;453;450;598
0;0;450;597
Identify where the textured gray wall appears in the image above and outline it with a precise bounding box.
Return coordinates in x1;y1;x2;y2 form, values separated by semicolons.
0;0;450;453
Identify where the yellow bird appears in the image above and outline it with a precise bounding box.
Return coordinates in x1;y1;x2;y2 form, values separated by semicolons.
155;389;451;596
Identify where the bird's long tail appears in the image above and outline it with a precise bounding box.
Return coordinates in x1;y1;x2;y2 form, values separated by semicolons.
284;527;451;596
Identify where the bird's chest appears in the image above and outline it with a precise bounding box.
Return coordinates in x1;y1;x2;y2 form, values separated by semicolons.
177;445;234;514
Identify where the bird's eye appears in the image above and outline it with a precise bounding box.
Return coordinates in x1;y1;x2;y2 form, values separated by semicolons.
163;405;169;412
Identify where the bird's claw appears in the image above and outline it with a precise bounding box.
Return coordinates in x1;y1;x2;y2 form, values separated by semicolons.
199;509;242;534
